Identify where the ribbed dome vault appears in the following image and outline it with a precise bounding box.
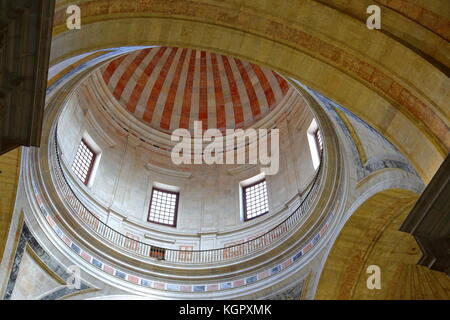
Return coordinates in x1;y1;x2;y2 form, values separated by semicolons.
101;47;290;133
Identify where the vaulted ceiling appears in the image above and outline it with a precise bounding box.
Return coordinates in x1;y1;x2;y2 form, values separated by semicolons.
100;47;290;133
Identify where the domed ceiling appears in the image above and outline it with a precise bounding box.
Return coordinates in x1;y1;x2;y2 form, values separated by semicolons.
100;47;290;133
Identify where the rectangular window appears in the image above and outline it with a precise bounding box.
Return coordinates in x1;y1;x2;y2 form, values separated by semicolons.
243;179;269;221
71;139;96;185
148;188;179;227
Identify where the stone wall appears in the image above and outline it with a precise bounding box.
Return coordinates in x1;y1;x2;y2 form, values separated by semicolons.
0;148;21;261
57;77;317;244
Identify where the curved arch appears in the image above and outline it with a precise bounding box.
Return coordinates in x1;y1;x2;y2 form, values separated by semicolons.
50;0;449;183
0;148;22;261
315;188;450;299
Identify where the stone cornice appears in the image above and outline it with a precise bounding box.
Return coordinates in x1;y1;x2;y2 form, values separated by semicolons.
145;162;192;179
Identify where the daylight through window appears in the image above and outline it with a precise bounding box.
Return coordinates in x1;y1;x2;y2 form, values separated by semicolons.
243;180;269;221
71;139;96;185
148;188;179;227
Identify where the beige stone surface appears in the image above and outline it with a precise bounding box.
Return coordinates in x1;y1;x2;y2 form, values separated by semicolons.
1;0;449;300
315;189;450;300
10;248;63;300
57;77;317;241
0;148;21;261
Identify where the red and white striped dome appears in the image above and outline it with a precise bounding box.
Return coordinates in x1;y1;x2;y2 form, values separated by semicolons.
101;47;290;133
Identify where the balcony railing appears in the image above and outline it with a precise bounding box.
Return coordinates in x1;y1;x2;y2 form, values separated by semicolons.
51;127;323;264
